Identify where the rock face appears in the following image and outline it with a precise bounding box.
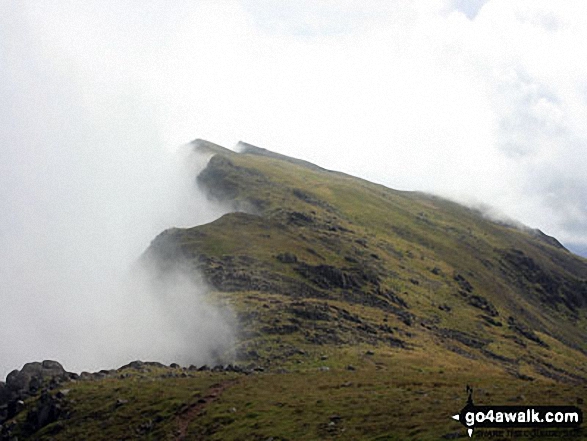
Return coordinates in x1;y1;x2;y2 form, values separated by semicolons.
0;360;73;426
22;389;66;435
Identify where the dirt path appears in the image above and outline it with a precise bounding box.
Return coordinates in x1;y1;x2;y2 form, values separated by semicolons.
174;379;238;440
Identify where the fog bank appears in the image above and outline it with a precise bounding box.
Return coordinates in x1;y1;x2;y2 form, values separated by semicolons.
0;146;234;379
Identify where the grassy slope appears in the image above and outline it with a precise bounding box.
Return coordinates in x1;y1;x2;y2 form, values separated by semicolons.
153;142;587;367
12;358;587;440
10;141;587;440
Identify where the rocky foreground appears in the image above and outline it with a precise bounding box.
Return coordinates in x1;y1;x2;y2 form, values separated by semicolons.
0;359;259;440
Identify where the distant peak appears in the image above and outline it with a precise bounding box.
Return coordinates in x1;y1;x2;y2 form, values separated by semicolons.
190;139;235;156
237;141;329;172
236;141;261;153
191;138;333;175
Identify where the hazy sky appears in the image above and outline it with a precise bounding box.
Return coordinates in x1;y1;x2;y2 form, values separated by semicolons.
2;1;587;374
3;1;587;250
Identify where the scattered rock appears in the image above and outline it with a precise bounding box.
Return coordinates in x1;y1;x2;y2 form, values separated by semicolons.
295;264;362;290
453;273;473;293
136;419;154;435
276;252;298;264
14;400;25;415
437;328;489;350
1;360;74;427
378;289;409;308
56;389;70;399
289;303;332;321
513;372;534;382
507;317;548;347
355;238;367;247
22;389;68;436
1;420;17;440
478;314;502;327
119;360;145;371
467;295;499;317
144;361;167;369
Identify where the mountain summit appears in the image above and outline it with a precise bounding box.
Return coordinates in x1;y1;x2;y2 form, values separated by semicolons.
149;140;587;371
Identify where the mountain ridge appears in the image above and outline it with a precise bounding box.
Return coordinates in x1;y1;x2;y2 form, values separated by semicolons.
2;139;587;440
149;140;587;369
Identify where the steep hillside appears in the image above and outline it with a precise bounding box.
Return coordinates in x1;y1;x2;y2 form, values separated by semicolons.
2;139;586;440
148;140;587;378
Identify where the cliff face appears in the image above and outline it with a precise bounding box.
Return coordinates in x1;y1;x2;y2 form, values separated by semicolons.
146;140;587;380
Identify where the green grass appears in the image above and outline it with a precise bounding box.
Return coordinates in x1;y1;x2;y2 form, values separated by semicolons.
8;142;587;440
13;368;240;441
198;347;583;440
14;349;583;440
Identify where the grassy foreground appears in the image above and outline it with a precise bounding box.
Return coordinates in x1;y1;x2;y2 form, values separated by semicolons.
8;347;586;440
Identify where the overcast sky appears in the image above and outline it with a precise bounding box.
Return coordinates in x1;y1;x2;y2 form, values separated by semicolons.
3;0;587;250
2;1;587;374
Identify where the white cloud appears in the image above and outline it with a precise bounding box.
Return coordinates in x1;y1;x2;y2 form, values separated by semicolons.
3;0;587;374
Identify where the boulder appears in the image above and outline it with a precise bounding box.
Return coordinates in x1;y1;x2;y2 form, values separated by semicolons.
23;390;64;435
0;382;8;405
276;252;298;264
21;362;43;377
3;361;71;425
5;370;27;392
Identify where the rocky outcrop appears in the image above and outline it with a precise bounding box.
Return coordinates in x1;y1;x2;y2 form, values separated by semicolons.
294;263;363;290
294;262;381;291
21;389;69;437
500;248;587;311
196;155;270;212
0;360;74;426
507;316;548;347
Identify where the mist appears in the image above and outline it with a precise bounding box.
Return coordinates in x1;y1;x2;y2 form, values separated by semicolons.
4;0;587;377
0;141;235;379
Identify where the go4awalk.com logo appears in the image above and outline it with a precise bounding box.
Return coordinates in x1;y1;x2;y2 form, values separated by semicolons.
452;386;583;437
